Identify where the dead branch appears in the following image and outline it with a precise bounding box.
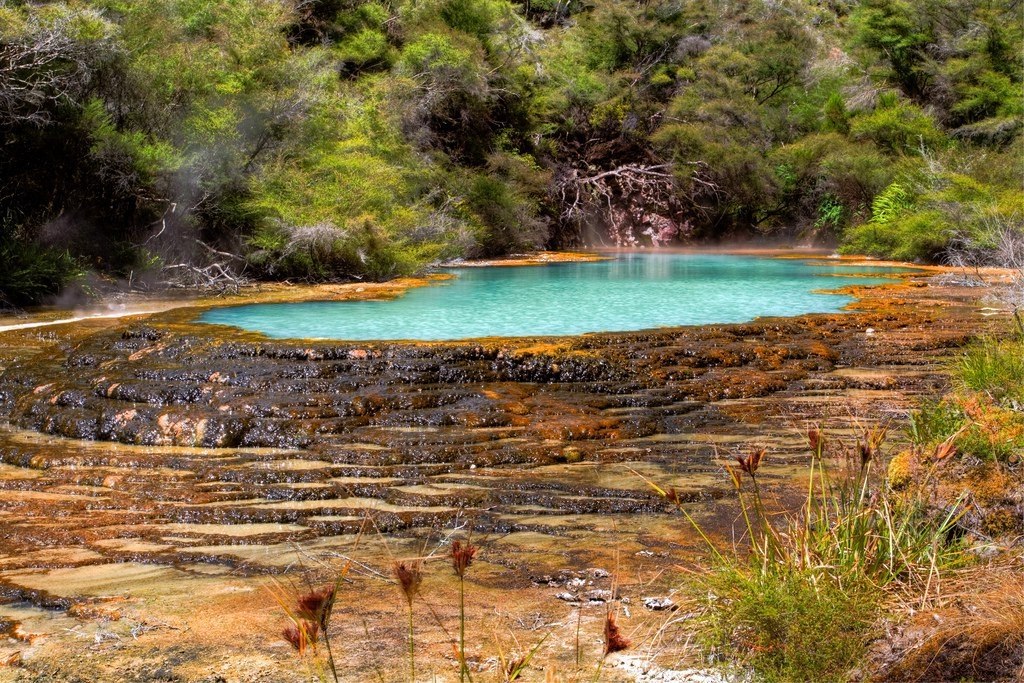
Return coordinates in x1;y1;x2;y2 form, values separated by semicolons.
162;262;248;295
0;12;108;127
556;162;692;247
193;239;246;264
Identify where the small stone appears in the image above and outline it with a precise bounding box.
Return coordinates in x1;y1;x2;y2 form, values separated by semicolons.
642;596;676;611
584;589;612;602
555;592;578;602
589;568;610;579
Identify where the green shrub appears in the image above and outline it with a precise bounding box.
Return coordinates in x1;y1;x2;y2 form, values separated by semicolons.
905;336;1024;463
908;399;966;447
851;0;930;94
245;217;448;282
439;0;505;39
336;29;391;70
869;181;914;224
814;195;844;231
822;91;850;134
0;237;83;308
465;172;545;257
850;97;944;155
840;208;950;261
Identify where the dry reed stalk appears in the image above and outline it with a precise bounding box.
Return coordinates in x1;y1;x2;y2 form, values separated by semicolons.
393;559;424;681
450;539;478;681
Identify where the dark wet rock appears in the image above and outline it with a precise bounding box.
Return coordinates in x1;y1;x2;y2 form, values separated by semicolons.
2;314;918;452
122;325;164;341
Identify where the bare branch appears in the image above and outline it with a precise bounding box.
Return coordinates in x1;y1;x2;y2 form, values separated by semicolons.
555;162;693;247
0;12;109;127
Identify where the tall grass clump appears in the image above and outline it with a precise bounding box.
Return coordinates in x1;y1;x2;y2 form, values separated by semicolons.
644;428;967;682
0;235;83;308
954;335;1024;404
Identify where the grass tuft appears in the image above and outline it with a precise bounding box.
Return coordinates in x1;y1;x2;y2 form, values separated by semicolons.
954;336;1024;404
646;428;967;682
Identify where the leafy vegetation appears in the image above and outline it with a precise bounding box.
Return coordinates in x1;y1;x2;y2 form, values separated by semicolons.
903;332;1024;465
0;231;82;308
645;432;967;682
1;0;1021;303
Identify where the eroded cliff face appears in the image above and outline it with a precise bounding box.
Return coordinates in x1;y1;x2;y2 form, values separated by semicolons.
0;274;1003;681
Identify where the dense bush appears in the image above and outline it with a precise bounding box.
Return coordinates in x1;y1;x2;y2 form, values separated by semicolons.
0;234;82;308
0;0;1021;303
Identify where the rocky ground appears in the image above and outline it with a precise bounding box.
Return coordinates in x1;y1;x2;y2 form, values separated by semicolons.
0;259;1010;682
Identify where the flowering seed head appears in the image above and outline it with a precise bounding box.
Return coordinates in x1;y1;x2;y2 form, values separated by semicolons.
451;540;478;578
296;584;336;629
808;428;823;454
736;447;767;475
394;559;423;604
283;620;319;654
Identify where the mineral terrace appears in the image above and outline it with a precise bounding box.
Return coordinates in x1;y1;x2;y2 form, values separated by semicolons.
0;266;1006;682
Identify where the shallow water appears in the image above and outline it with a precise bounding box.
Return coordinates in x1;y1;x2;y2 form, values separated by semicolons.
202;254;902;340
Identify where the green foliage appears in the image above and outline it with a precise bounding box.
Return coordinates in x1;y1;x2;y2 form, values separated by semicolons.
768;134;890;231
908;399;966;447
700;567;877;683
400;33;474;74
906;335;1024;463
869;181;913;225
439;0;504;39
1;0;1022;305
850;96;944;155
955;337;1024;405
814;196;844;231
655;430;966;682
0;234;82;308
82;99;182;182
336;29;391;70
841;208;950;261
241;88;471;280
842;145;1023;261
579;1;684;71
464;152;548;256
851;0;930;94
822;92;850;134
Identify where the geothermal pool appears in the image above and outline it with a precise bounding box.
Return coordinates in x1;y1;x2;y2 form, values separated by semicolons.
201;253;904;340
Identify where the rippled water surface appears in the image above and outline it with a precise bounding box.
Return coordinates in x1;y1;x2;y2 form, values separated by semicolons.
201;254;904;340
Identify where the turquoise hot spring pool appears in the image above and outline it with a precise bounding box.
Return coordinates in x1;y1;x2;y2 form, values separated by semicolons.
199;253;907;341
